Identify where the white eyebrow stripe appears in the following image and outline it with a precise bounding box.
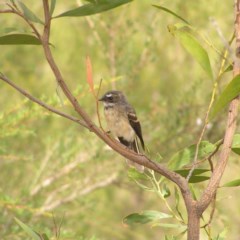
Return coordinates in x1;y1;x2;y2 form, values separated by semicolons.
106;93;112;97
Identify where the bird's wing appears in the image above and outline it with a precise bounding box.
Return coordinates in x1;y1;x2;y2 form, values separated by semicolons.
127;111;145;150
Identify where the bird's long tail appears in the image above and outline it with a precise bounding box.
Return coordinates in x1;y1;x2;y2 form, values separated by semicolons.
128;139;144;173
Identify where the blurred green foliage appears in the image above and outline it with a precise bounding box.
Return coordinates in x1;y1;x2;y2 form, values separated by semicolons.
0;0;240;239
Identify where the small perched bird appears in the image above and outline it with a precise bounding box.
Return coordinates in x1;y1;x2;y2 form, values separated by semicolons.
99;90;145;172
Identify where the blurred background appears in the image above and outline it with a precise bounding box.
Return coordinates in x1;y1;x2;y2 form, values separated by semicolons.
0;0;239;239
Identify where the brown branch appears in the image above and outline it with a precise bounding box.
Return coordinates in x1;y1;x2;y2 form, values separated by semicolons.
0;73;89;129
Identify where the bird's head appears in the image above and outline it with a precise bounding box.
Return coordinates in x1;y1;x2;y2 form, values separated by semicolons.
99;90;126;106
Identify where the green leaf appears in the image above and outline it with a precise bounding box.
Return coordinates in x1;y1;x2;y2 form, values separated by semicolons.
188;175;209;183
169;141;216;170
14;217;41;240
55;0;133;18
169;24;213;79
152;5;189;25
175;169;210;183
0;34;41;45
18;1;43;24
222;179;240;187
128;168;148;181
123;210;172;225
231;133;240;155
175;169;209;177
50;0;56;16
210;75;240;119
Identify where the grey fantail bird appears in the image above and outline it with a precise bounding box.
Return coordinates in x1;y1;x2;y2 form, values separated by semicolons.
99;90;145;172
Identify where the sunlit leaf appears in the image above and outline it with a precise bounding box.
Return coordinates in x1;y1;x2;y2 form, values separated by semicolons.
0;34;41;45
18;1;43;24
169;24;213;79
169;141;216;170
123;210;172;225
210;75;240;119
222;179;240;187
14;218;41;240
55;0;132;18
152;5;189;24
50;0;56;16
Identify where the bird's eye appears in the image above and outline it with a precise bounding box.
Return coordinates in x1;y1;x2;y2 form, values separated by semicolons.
107;96;113;101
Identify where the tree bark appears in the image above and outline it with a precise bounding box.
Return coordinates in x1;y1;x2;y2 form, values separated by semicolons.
185;200;200;240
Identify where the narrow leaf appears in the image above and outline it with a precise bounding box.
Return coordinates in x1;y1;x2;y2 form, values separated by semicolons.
175;169;209;177
50;0;56;16
222;179;240;187
86;56;96;97
0;34;41;45
14;218;41;240
175;169;210;183
169;24;213;79
123;210;172;225
55;0;132;18
152;5;189;25
169;141;216;170
128;168;148;181
210;75;240;119
188;175;209;183
18;1;43;24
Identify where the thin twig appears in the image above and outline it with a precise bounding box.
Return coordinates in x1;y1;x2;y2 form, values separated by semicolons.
0;73;89;129
3;4;41;39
